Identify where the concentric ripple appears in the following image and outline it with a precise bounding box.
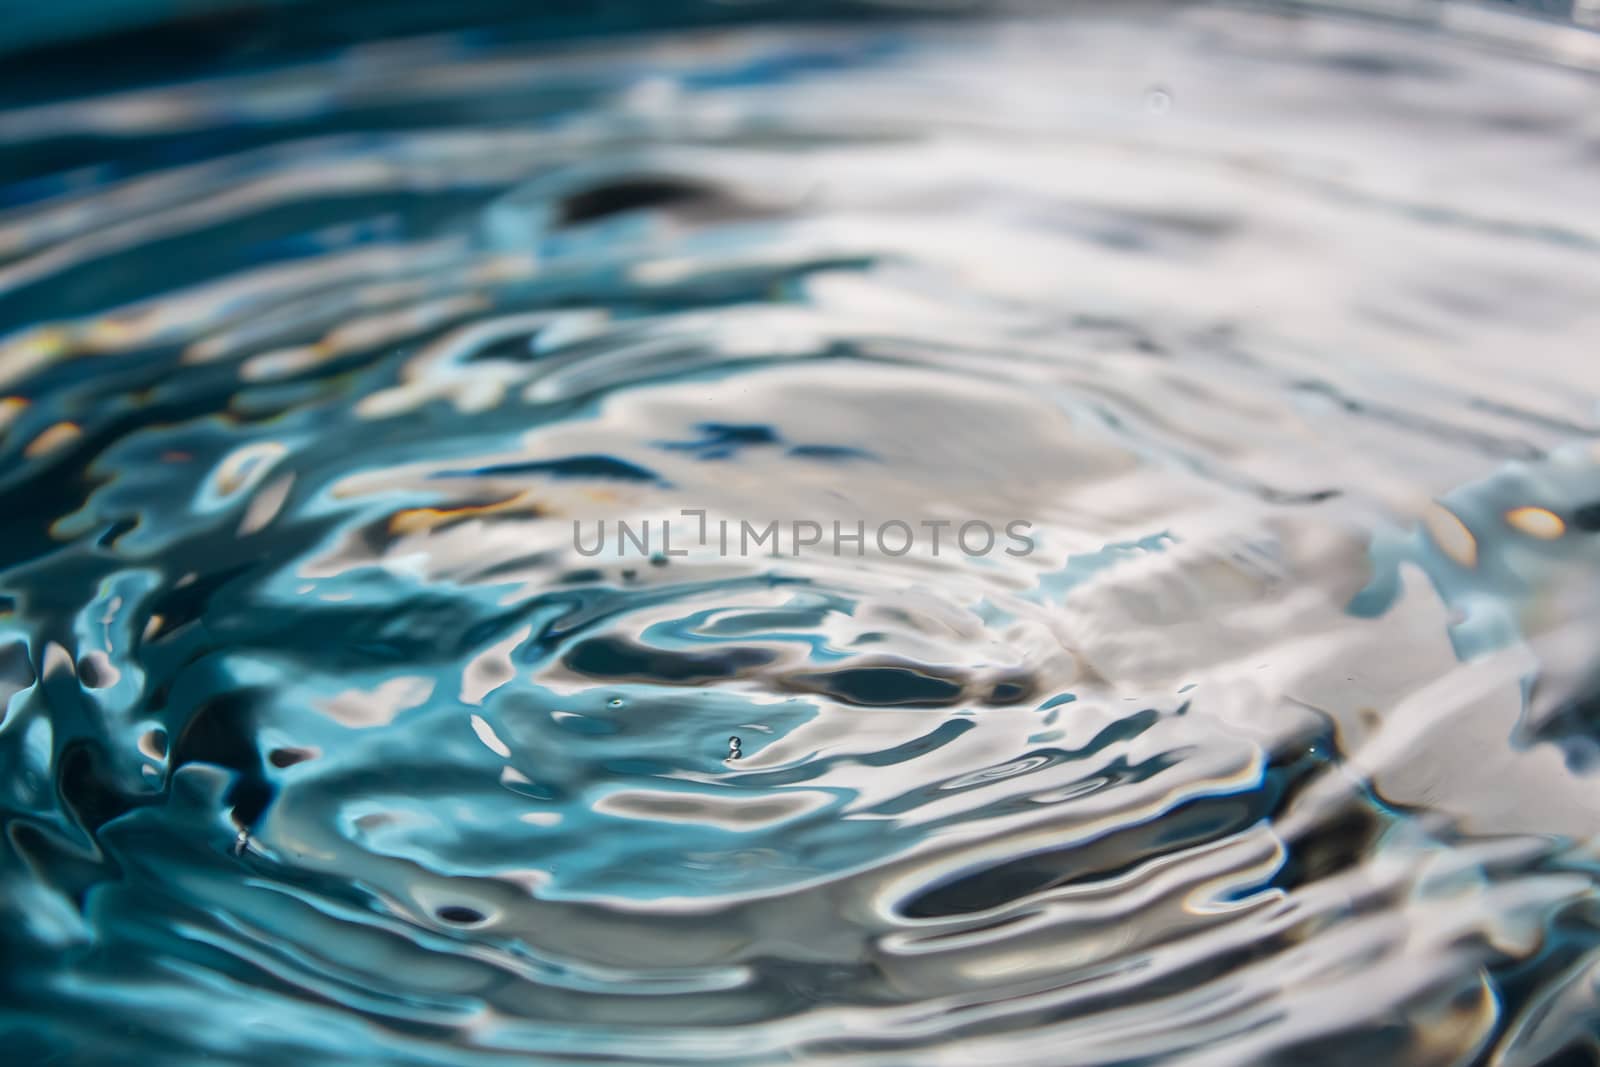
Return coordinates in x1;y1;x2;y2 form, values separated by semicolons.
3;3;1600;1065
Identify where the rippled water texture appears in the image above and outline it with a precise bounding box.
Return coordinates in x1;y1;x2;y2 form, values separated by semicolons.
4;3;1600;1064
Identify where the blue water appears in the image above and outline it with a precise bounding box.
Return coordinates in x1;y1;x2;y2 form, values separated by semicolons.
3;3;1600;1064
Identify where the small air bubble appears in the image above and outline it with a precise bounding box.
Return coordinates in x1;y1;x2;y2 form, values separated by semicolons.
80;649;123;688
138;727;168;761
436;905;486;925
268;747;316;768
727;735;743;760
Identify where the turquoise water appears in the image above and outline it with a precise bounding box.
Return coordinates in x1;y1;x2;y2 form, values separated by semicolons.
3;3;1600;1064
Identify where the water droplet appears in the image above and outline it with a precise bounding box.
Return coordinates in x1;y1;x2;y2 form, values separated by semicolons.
727;735;743;760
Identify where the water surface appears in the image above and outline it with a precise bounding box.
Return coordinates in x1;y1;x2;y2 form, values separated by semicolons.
3;3;1600;1065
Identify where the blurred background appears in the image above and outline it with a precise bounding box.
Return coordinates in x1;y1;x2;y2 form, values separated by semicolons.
4;1;1596;92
